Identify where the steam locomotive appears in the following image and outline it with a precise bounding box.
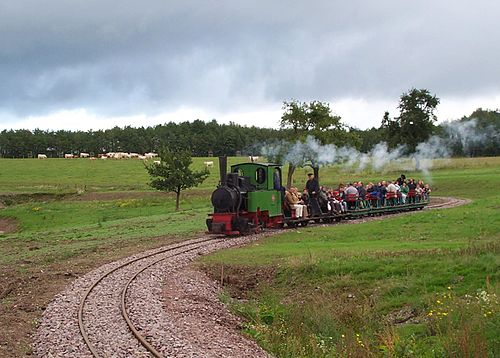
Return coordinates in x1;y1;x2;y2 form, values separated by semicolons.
206;157;428;236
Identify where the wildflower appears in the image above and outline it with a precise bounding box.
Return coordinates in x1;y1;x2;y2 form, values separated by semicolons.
447;286;451;290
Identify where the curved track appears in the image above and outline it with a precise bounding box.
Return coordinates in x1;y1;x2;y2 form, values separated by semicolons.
77;236;222;358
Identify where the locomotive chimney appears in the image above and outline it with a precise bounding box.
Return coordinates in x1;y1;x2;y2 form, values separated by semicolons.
219;156;227;185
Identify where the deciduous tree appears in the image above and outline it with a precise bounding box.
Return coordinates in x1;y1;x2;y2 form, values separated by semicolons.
280;99;345;186
382;88;440;152
145;148;209;211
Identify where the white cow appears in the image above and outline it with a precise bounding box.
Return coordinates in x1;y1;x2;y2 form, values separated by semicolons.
37;154;47;159
249;156;259;162
144;152;158;159
80;153;90;158
64;154;74;159
153;160;161;165
130;153;139;158
204;161;214;168
138;155;146;160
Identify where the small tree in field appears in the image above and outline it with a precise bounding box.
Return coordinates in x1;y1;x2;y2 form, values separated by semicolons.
145;148;209;211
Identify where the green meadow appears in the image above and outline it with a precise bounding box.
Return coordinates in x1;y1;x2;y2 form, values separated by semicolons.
0;156;250;193
0;156;499;357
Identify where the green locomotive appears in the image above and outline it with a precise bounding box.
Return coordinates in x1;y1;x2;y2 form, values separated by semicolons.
207;157;284;235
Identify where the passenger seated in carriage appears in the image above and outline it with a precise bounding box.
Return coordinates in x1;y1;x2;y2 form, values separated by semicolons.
284;187;308;218
318;186;330;213
423;184;431;200
327;189;345;214
416;184;424;202
378;181;387;206
345;183;359;210
366;182;379;207
407;178;417;203
386;181;398;205
400;181;409;203
356;182;366;208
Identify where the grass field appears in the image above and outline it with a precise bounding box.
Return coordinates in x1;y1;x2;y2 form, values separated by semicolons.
0;156;251;193
0;156;499;356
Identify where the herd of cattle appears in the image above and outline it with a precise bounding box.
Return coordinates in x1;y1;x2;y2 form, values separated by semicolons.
37;154;260;167
37;152;159;160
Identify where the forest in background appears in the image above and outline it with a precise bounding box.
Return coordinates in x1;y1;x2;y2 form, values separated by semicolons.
0;108;498;159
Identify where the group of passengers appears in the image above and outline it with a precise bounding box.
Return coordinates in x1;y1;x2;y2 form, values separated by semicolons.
284;173;431;218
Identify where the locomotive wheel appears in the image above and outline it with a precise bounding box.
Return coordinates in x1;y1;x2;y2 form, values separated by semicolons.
233;217;250;234
206;218;213;232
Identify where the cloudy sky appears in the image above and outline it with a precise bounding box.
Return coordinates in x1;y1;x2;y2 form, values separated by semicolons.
1;1;499;131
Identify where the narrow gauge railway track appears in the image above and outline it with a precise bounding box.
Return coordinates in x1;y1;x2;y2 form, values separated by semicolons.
78;236;223;358
426;196;471;209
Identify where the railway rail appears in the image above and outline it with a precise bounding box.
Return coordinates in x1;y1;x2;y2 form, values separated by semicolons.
77;236;223;358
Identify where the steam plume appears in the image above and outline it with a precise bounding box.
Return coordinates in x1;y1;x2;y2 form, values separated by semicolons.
259;119;499;178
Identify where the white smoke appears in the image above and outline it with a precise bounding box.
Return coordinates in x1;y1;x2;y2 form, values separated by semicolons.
413;135;450;176
370;142;406;171
442;118;499;155
259;118;499;176
267;135;412;173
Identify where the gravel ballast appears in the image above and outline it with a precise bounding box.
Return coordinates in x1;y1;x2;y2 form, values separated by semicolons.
33;234;274;357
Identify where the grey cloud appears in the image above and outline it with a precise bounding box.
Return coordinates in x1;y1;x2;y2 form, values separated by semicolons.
0;1;499;118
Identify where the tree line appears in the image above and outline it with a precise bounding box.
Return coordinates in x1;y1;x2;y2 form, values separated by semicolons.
1;89;499;159
0;120;283;158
